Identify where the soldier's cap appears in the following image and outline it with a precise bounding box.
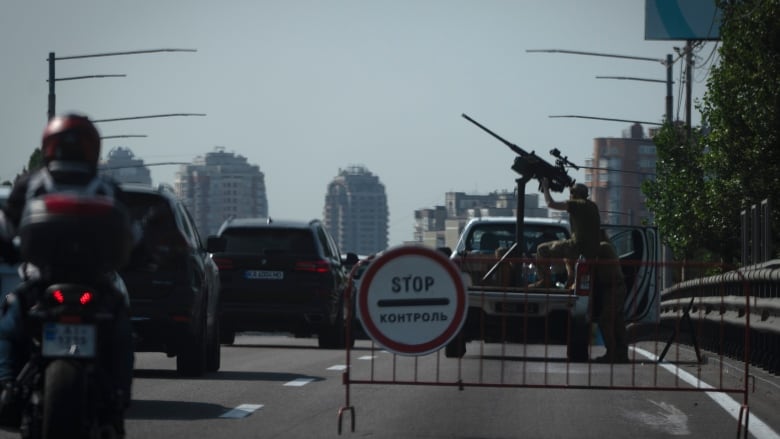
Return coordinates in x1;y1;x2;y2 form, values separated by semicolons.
570;183;588;199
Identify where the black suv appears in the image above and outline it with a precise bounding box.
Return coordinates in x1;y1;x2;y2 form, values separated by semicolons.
119;184;221;376
208;217;356;348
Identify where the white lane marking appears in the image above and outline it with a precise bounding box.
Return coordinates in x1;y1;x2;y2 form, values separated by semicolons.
284;378;315;386
633;346;780;439
676;345;780;392
219;404;264;419
358;355;376;360
328;365;348;371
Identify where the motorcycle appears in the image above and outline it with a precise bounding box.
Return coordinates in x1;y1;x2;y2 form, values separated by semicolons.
7;190;133;438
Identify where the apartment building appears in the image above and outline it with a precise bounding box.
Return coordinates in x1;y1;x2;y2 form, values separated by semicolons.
99;147;152;186
584;123;657;226
323;165;388;255
173;147;268;236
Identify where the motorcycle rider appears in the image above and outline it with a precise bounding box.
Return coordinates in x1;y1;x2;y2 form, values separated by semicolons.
0;114;135;431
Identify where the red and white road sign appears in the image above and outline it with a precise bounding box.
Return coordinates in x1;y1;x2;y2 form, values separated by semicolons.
357;246;467;356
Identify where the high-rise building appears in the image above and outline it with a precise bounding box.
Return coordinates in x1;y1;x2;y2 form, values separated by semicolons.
99;147;152;186
584;123;657;226
174;147;268;236
323;165;388;255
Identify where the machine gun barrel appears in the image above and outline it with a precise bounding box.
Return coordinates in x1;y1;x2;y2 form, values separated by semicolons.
461;113;526;156
461;113;576;193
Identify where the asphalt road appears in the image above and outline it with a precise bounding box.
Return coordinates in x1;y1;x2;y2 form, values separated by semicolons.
0;334;778;439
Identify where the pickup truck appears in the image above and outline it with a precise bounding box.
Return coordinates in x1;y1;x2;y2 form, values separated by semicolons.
445;216;659;361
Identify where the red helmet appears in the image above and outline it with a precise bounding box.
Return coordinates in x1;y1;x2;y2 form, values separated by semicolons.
41;114;101;167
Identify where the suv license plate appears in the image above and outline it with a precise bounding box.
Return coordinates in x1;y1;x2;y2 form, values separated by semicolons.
245;270;284;280
42;323;97;358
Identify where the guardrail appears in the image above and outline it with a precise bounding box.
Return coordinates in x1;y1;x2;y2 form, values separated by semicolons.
658;259;780;375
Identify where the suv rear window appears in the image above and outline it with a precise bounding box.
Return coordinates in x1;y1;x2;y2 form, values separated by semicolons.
221;227;316;256
121;191;187;269
122;193;178;241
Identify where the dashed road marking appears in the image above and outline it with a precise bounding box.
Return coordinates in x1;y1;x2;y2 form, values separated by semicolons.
328;365;348;371
284;378;315;387
219;404;264;419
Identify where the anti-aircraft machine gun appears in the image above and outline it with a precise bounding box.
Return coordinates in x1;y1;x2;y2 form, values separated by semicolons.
462;113;581;258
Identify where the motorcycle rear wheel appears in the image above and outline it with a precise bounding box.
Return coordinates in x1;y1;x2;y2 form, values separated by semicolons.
43;360;87;439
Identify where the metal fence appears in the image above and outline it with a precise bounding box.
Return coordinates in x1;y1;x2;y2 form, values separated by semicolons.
337;257;770;438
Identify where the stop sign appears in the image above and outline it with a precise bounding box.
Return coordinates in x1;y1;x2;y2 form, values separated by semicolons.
357;246;467;356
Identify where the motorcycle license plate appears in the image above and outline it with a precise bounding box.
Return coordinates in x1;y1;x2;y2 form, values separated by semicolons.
42;323;97;358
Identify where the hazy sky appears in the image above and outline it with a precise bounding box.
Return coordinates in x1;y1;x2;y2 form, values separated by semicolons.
1;1;716;246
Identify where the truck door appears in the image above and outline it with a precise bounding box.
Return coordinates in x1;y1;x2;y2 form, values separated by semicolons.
601;225;659;325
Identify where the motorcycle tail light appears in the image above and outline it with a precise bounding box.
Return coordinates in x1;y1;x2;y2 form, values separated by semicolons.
79;291;93;305
52;290;65;304
50;289;94;306
43;194;114;215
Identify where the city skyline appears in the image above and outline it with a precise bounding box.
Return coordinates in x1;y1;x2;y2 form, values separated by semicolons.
1;1;715;246
102;118;657;248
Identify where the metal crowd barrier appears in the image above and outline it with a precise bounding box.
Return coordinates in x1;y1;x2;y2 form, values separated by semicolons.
338;256;760;438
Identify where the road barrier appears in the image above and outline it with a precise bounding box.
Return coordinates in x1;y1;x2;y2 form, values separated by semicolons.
337;256;767;438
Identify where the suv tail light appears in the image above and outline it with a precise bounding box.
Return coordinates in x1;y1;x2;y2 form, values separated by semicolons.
294;260;330;274
213;257;234;270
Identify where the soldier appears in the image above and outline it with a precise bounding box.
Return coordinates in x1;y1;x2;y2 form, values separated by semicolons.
533;178;601;288
593;230;629;363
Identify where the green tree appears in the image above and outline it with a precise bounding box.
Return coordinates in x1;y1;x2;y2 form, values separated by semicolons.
699;0;780;263
27;148;43;173
643;124;709;261
645;0;780;264
12;148;44;182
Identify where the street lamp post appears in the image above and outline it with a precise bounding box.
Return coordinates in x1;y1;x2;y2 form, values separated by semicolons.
526;50;676;124
100;135;148;140
549;115;663;126
92;113;206;123
47;48;197;120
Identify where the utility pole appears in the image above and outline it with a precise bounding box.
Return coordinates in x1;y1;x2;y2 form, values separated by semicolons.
685;42;694;138
666;53;674;126
47;48;197;120
527;49;676;124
